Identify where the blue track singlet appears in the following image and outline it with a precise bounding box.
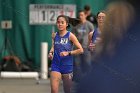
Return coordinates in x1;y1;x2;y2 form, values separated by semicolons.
51;31;73;74
92;28;100;43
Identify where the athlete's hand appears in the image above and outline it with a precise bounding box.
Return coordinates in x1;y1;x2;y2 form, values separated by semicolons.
60;51;69;56
48;52;53;60
89;43;96;52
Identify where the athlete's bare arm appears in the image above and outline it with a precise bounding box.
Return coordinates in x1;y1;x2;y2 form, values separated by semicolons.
48;33;56;60
69;32;84;55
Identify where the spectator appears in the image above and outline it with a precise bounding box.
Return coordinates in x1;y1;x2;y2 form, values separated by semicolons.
72;10;94;83
84;5;97;26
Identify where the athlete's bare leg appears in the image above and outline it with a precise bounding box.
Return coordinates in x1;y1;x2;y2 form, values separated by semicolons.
50;71;62;93
62;73;73;93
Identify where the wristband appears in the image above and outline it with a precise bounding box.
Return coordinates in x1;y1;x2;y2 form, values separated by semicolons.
68;51;71;56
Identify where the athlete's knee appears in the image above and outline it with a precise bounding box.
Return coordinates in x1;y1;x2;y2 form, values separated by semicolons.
51;88;59;93
51;81;59;93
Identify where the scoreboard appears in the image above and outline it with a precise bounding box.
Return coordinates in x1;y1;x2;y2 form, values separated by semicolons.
29;4;76;25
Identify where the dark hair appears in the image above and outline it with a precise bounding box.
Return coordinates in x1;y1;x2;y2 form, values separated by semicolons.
96;11;106;18
57;15;80;27
84;5;91;11
57;15;69;23
78;10;86;14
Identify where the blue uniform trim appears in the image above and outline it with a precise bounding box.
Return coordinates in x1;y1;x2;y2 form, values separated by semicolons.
92;28;100;43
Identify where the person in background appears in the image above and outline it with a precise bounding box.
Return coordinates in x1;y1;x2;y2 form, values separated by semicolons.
76;1;140;93
72;10;94;83
84;5;97;27
48;15;83;93
88;11;106;52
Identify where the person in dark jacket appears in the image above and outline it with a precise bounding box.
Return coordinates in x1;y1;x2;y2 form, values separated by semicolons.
84;5;97;26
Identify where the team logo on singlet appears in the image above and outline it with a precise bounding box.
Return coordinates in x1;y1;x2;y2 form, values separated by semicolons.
60;38;68;44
